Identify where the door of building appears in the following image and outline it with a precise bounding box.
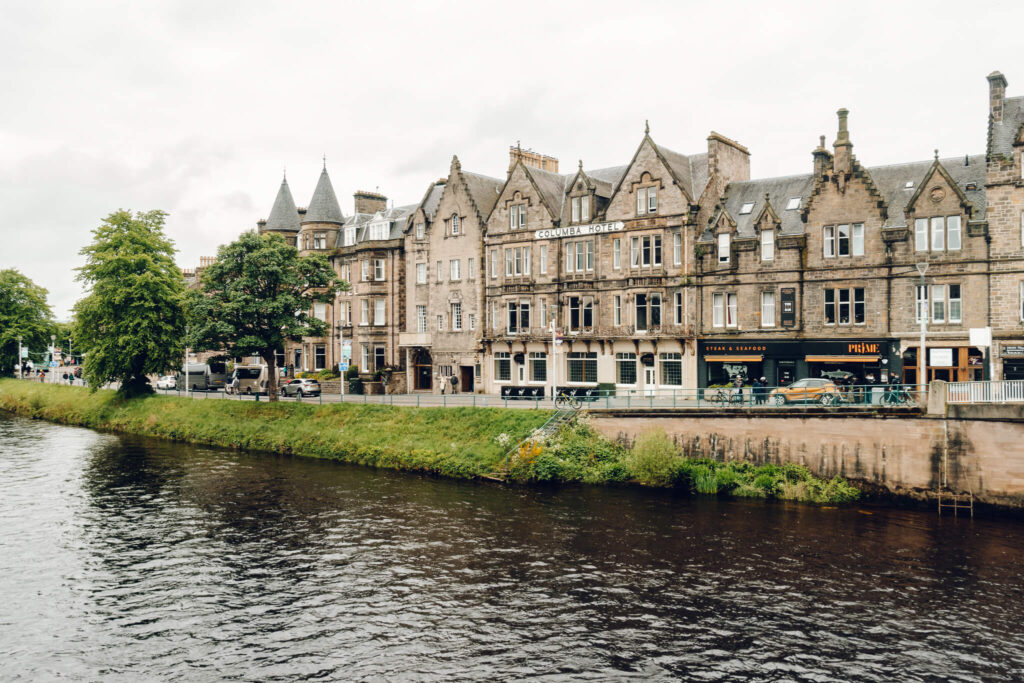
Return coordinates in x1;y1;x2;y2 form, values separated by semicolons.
644;367;656;396
460;366;474;393
412;349;432;391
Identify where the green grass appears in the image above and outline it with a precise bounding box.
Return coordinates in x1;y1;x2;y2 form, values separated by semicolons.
0;380;550;479
0;380;860;503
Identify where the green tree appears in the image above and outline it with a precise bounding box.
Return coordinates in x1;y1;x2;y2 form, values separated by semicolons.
190;231;343;401
73;209;186;395
0;269;55;376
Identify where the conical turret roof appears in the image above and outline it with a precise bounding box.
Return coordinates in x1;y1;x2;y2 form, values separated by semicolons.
264;176;301;232
304;167;345;224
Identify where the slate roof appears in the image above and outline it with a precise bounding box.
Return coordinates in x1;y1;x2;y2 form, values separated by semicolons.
264;177;301;232
989;96;1024;159
460;170;504;219
656;143;709;200
522;164;568;219
333;213;372;248
581;165;627;198
419;181;446;220
304;168;345;224
710;154;987;238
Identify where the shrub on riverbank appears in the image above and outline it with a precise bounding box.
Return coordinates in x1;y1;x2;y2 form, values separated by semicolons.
0;380;859;503
509;425;859;504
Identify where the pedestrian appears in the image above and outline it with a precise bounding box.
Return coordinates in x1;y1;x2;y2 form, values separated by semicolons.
732;375;743;404
754;377;764;404
450;374;459;395
229;374;240;395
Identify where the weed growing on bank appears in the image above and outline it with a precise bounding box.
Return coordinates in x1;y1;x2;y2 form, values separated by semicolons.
508;424;860;504
0;381;860;503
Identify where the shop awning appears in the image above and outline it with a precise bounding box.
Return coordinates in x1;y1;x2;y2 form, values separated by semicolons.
805;355;879;363
705;355;763;362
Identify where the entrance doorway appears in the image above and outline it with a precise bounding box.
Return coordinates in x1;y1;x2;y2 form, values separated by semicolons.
644;366;656;396
460;366;475;392
412;349;432;391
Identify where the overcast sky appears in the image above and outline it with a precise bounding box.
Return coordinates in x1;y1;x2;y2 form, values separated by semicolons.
2;0;1021;319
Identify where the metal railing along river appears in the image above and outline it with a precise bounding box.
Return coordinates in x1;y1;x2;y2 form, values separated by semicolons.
945;379;1024;404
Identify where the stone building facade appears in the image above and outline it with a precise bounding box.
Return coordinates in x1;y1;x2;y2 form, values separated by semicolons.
249;69;1024;391
397;156;503;393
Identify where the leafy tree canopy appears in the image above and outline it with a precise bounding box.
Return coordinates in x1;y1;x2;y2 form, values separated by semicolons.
73;209;187;395
189;231;344;400
0;269;55;375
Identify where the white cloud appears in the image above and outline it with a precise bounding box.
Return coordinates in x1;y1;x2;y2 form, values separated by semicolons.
1;0;1020;317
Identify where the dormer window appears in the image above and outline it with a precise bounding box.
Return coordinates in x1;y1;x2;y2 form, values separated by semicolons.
509;204;526;230
785;197;801;211
717;233;730;264
451;214;461;235
572;196;591;223
343;226;356;246
761;230;774;261
369;222;389;240
415;222;425;240
739;202;754;215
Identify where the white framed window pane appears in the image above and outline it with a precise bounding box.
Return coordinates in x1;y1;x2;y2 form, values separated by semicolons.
761;230;774;261
931;216;944;251
947;215;961;250
490;250;497;278
613;295;621;326
416;263;426;284
949;284;962;323
636;188;646;215
717;234;730;263
630;237;639;267
506;249;513;277
509;205;516;230
417;306;427;332
586;241;594;271
823;226;835;257
726;293;737;327
761;291;775;326
915;218;929;251
648;187;657;212
437;315;443;331
576;242;584;271
520;206;526;228
361;299;369;324
450;259;460;280
932;284;946;323
539;245;547;274
915;285;928;323
566;244;574;272
581;196;590;222
674;291;682;324
613;239;621;269
837;224;850;256
524;248;531;275
673;232;682;265
572;197;580;222
852;223;864;256
712;293;724;327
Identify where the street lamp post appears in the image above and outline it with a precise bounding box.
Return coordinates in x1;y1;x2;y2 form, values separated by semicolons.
50;334;56;384
916;262;929;396
17;335;22;379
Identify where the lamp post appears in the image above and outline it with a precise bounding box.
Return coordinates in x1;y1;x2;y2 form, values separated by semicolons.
916;262;929;394
17;335;22;379
50;334;56;383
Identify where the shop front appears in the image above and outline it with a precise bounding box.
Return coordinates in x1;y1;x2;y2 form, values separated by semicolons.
698;339;901;388
1001;345;1024;380
900;346;985;384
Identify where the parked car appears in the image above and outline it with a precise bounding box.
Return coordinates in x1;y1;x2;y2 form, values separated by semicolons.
156;375;177;390
279;378;321;398
769;378;840;406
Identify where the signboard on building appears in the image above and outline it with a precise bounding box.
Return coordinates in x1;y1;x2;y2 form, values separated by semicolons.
780;288;796;327
533;221;624;240
969;327;992;348
1002;345;1024;357
930;348;955;367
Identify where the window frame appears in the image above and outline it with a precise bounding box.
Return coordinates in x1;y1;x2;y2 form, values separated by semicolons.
761;230;774;261
761;290;775;327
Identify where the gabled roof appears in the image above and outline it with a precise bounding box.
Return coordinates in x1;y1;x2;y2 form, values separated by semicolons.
520;164;567;220
419;181;446;221
707;153;986;239
460;169;504;219
264;177;301;232
305;167;345;224
609;133;707;207
714;173;815;237
989;96;1024;159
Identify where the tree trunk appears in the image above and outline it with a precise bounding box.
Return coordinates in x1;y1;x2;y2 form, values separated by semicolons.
265;351;279;402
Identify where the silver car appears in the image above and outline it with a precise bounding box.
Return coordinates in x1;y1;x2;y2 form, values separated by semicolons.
279;378;321;397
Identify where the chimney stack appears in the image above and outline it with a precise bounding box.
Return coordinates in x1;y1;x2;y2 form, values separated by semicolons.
354;191;387;215
988;71;1007;123
812;135;832;177
832;108;853;176
509;145;559;173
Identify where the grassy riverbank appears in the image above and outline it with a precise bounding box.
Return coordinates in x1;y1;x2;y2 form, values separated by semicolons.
0;380;858;503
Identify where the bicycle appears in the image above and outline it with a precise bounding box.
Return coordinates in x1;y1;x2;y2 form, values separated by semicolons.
554;391;581;410
882;384;912;405
710;388;744;407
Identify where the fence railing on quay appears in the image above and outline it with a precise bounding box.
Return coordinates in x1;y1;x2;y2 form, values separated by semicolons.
945;380;1024;404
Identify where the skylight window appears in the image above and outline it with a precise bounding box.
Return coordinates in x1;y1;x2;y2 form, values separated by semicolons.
904;181;914;189
739;202;754;215
785;197;801;210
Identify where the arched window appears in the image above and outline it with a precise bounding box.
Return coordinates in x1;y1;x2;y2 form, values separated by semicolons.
451;213;461;235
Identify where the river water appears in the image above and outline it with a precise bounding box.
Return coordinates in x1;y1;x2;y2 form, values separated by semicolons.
1;413;1023;681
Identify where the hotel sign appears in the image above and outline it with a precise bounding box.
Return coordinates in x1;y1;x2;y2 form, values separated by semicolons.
534;221;624;240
